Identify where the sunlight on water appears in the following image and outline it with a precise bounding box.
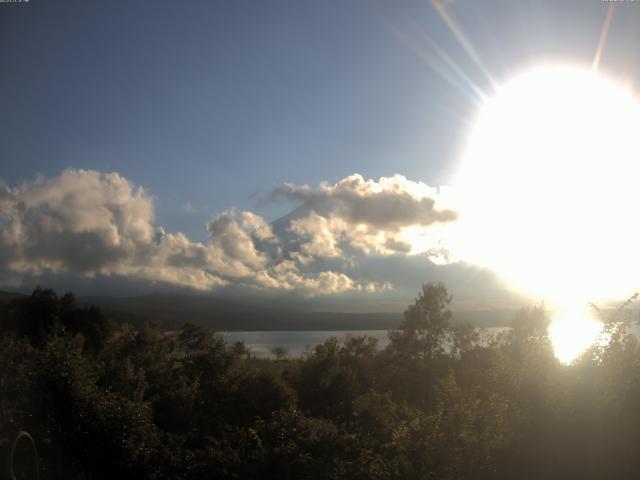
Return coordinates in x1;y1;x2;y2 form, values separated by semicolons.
548;308;605;364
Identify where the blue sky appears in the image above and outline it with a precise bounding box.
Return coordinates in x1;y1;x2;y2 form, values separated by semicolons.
1;0;637;306
3;0;623;236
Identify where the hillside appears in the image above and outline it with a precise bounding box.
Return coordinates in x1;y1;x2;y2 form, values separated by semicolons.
1;290;518;331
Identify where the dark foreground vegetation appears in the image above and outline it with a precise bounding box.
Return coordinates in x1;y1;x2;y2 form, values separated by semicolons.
1;284;639;479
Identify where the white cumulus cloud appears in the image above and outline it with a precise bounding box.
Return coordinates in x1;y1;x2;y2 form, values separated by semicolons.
0;170;456;296
272;173;457;258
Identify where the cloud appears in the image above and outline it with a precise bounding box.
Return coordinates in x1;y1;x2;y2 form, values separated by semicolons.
207;210;272;270
0;170;394;295
273;173;456;228
203;209;388;295
0;170;456;296
0;170;225;290
272;173;457;257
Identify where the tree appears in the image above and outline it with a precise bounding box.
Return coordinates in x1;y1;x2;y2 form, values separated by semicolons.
6;287;61;346
271;346;288;361
60;294;112;354
232;340;251;359
2;288;111;353
178;321;210;352
388;282;452;359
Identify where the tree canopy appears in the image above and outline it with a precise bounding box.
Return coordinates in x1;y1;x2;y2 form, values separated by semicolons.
1;284;640;479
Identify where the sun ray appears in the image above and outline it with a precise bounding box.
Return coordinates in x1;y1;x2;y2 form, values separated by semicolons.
387;20;484;103
592;3;616;72
411;24;489;101
430;0;497;88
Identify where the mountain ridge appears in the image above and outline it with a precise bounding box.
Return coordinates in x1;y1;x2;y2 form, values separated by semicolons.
0;290;518;331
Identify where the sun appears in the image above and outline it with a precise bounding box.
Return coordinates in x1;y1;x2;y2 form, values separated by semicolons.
547;305;605;364
450;65;640;363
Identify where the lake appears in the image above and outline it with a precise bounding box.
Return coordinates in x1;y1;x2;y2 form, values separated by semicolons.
223;324;640;359
222;330;391;358
222;328;511;358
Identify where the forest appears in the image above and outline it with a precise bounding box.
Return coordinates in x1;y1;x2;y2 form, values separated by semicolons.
1;284;640;480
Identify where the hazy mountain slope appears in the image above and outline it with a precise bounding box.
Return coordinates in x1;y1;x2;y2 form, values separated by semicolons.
1;290;519;331
78;294;519;330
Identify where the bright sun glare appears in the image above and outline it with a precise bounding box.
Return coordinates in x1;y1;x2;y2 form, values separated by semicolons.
547;305;607;364
451;65;640;363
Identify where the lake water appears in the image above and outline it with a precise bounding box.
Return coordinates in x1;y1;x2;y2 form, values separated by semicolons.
222;328;512;358
222;330;391;358
223;324;640;359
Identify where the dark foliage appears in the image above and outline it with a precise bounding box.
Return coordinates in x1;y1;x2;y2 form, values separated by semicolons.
1;285;640;479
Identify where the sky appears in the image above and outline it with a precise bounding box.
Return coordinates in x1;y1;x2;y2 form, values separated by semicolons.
1;0;638;310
